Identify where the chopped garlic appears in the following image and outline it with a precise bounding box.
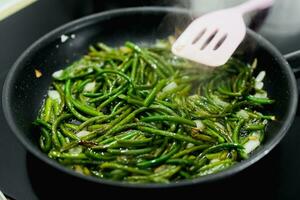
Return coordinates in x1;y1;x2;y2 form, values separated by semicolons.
61;34;69;43
254;92;267;98
52;69;63;78
34;69;42;78
210;158;220;163
48;90;61;103
69;146;82;154
186;143;194;148
255;71;266;82
212;95;229;107
194;120;205;131
236;110;249;119
162;82;177;92
248;135;258;140
244;139;260;153
87;68;93;73
84;82;96;92
76;130;90;137
255;81;264;90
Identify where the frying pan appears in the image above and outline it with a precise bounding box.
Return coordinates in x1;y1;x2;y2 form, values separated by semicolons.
2;7;299;189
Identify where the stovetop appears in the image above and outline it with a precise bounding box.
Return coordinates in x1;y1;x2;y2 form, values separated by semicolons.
1;0;300;199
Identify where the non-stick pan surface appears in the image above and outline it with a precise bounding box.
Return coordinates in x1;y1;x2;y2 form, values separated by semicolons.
2;7;298;188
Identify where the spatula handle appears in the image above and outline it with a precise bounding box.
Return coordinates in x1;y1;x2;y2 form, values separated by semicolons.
234;0;274;15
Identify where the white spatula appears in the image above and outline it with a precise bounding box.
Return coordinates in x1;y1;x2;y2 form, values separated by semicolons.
172;0;273;67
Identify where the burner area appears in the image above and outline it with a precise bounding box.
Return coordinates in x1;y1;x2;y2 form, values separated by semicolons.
1;1;300;199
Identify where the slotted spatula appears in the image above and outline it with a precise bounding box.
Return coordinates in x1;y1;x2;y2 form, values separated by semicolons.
172;0;273;67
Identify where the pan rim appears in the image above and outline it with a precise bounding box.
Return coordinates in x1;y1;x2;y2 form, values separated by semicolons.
2;6;298;189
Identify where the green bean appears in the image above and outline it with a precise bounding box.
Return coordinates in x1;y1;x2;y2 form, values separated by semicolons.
131;54;138;82
217;87;241;97
100;162;151;175
33;119;51;130
87;124;109;131
147;50;174;75
195;159;235;176
202;120;230;142
64;123;79;130
116;137;153;147
65;91;89;121
138;126;203;145
57;131;66;146
41;97;53;122
49;151;87;159
78;105;129;131
39;128;52;152
60;125;79;140
233;119;245;143
97;42;112;52
141;54;168;78
198;143;245;159
52;100;60;116
94;69;133;85
121;58;133;72
166;158;194;165
191;131;216;143
245;123;265;131
98;122;155;139
89;85;126;103
246;95;275;104
76;78;92;93
125;41;142;53
144;79;167;107
85;148;116;160
66;79;102;117
53;83;65;115
96;86;128;111
141;115;195;127
138;59;146;84
98;131;138;149
111;107;146;128
51;113;72;148
172;144;211;158
126;175;168;183
203;127;225;143
93;108;133;142
59;159;103;165
153;137;169;157
82;92;103;97
179;170;192;179
150;165;181;179
150;104;178;116
118;94;144;106
158;84;187;100
35;39;274;183
137;142;181;168
107;147;153;155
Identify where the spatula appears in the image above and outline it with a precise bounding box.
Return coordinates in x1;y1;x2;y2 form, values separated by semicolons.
171;0;273;67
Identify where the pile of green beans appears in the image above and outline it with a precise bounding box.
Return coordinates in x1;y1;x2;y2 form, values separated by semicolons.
34;38;275;183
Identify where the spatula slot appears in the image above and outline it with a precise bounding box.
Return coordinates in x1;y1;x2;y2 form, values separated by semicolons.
200;29;218;50
192;28;206;44
214;34;228;50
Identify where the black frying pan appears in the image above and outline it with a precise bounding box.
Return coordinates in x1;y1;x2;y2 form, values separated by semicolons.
2;7;299;189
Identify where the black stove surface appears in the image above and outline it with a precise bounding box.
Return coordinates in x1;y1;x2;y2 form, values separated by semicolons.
1;0;300;199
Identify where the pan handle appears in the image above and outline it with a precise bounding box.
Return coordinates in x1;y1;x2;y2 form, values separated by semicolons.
284;50;300;78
